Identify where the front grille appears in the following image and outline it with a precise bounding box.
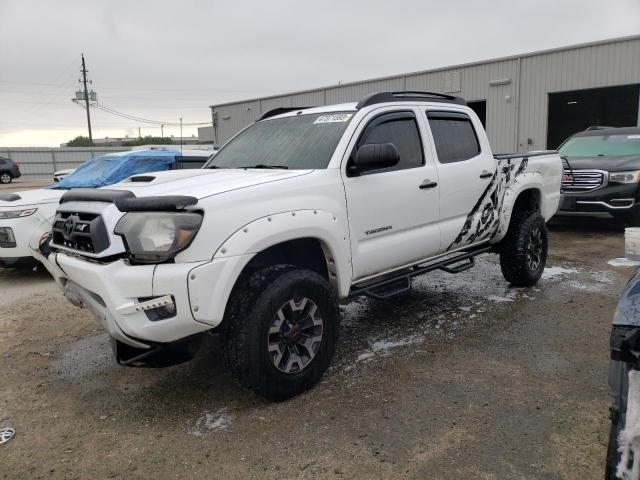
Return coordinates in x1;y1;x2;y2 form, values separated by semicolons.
562;169;607;193
52;211;110;254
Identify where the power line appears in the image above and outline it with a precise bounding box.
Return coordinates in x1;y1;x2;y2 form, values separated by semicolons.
0;79;280;94
75;101;210;127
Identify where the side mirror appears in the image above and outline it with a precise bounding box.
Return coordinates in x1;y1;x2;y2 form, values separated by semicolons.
354;143;400;173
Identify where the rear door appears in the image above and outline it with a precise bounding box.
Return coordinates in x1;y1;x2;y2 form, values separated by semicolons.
424;109;496;250
343;106;441;280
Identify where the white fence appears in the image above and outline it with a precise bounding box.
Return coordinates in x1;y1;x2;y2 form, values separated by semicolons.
0;147;130;179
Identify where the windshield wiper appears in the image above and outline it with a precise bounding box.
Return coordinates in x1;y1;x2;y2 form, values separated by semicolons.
240;164;289;169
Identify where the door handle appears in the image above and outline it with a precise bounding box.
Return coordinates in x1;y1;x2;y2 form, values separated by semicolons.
480;170;494;179
419;179;438;189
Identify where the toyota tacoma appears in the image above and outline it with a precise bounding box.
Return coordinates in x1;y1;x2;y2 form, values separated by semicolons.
43;91;563;400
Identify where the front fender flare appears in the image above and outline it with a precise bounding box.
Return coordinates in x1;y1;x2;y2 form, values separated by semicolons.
214;209;352;297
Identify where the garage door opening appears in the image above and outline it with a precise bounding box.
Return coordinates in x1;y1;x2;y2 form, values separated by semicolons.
547;84;640;149
468;100;486;128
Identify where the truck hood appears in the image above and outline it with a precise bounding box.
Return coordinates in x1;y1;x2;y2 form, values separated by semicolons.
108;168;314;199
564;155;640;172
0;188;63;208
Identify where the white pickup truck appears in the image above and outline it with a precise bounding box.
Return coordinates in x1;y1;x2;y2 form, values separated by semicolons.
44;91;562;400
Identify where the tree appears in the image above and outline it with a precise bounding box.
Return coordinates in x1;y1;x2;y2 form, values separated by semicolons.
66;136;94;147
122;136;174;147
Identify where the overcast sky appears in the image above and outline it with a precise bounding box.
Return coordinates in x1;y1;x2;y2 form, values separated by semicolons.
1;0;639;146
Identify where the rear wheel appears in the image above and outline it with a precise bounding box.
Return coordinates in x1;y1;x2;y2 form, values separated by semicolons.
0;173;12;184
223;265;339;401
499;211;548;286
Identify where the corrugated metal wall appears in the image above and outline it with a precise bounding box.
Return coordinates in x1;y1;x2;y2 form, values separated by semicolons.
211;35;640;153
518;37;640;151
0;147;129;179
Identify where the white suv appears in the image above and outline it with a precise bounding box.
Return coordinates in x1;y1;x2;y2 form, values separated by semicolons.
44;91;562;400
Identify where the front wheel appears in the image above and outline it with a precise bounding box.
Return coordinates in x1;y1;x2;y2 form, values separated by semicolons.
499;211;548;286
0;173;12;184
223;265;340;401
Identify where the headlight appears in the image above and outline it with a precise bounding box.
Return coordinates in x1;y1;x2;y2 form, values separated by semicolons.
610;171;640;184
114;212;203;263
0;208;37;219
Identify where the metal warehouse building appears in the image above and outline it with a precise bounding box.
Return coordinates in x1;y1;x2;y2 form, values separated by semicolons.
209;35;640;153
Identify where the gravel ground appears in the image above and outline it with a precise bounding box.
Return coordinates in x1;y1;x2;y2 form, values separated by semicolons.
0;216;634;479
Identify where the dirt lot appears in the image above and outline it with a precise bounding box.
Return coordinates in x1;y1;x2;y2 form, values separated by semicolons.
0;217;635;479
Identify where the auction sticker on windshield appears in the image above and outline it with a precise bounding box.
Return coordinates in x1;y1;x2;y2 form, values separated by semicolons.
314;113;353;124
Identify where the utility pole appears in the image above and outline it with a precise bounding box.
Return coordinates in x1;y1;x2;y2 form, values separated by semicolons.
81;54;93;142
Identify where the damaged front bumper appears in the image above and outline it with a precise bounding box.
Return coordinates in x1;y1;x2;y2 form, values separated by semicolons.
50;252;213;344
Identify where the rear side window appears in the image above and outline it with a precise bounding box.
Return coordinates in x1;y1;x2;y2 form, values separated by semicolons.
355;111;424;173
0;158;5;166
427;111;480;163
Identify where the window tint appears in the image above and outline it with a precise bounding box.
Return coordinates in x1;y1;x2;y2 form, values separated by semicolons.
427;111;480;163
0;158;6;165
356;112;424;173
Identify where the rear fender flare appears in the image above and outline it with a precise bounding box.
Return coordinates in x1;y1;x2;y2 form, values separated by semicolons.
493;174;544;243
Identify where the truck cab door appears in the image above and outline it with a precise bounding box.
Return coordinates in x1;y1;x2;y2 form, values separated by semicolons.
424;109;497;250
342;107;441;281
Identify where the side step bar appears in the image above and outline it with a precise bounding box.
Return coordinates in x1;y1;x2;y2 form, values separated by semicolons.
348;244;493;300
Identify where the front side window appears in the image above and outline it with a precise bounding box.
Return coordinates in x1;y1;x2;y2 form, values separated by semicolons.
427;111;481;164
205;112;354;170
353;111;424;173
559;134;640;157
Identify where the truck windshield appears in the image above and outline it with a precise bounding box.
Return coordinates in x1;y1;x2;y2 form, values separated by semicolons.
559;134;640;157
204;112;354;169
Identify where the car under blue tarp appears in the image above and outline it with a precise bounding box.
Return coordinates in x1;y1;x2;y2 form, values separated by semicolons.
50;150;181;189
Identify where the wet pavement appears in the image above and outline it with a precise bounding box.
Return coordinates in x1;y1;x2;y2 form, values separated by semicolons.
0;216;635;479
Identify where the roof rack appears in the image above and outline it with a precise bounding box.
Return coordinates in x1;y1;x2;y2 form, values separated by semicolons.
258;106;317;121
356;91;466;109
584;125;617;131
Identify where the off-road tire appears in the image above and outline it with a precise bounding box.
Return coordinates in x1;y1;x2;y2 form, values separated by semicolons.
0;173;12;184
222;265;340;401
499;210;548;286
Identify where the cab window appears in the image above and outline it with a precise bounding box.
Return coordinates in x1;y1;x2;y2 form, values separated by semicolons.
351;111;424;174
427;111;480;163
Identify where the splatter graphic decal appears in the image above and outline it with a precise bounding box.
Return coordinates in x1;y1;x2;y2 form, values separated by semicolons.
448;157;529;250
